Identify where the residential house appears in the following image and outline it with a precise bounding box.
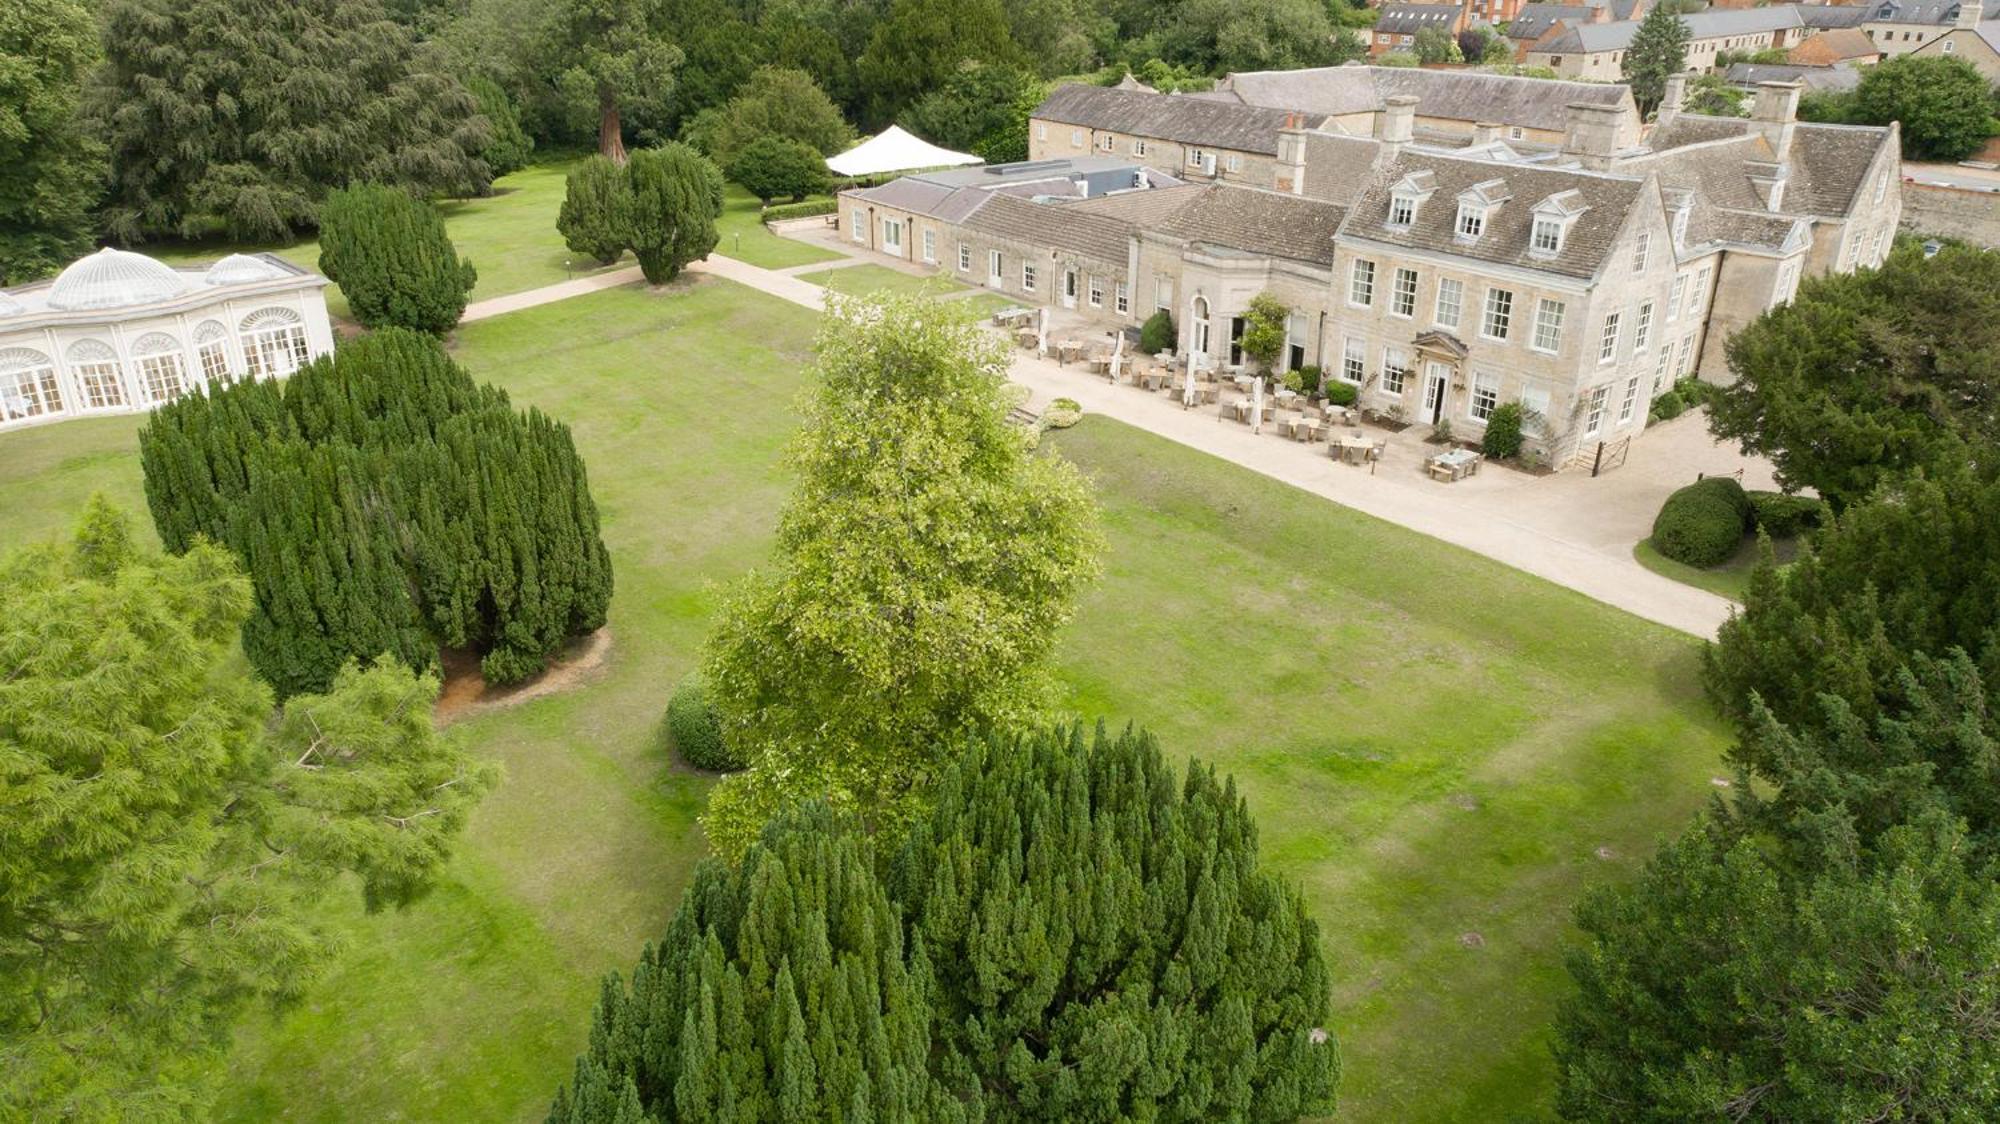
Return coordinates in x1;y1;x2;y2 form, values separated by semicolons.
1369;4;1472;57
1204;64;1640;148
1910;2;2000;77
1859;0;1972;55
1789;27;1883;65
1026;84;1294;184
1506;0;1649;60
1527;6;1810;79
1723;61;1865;94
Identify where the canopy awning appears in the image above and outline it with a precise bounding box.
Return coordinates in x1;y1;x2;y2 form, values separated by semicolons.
826;126;982;178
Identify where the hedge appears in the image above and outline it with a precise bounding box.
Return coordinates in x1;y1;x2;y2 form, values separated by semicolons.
1652;476;1754;567
761;198;837;223
1748;490;1826;538
667;673;741;771
1323;381;1358;407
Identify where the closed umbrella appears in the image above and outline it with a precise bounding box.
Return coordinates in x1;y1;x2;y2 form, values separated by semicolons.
1036;307;1049;359
1182;362;1198;409
1251;375;1264;434
1108;332;1124;385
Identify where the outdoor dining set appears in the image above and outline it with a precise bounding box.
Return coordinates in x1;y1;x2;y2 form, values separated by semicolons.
989;306;1484;484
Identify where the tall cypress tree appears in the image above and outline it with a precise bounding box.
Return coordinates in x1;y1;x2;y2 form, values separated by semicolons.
319;184;478;334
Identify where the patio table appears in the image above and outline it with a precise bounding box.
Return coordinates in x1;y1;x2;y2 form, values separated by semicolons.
1428;448;1480;481
1337;434;1373;464
1289;416;1323;442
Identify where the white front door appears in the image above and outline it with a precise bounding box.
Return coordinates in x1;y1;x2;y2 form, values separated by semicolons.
988;251;1003;289
882;218;903;255
1062;269;1078;309
1422;361;1450;424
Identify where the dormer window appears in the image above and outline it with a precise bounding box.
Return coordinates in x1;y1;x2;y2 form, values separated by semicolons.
1457;204;1487;240
1454;178;1510;243
1531;217;1562;255
1390;195;1417;227
1386;171;1435;231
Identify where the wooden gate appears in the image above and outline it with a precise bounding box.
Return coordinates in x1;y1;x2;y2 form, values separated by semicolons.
1588;436;1631;477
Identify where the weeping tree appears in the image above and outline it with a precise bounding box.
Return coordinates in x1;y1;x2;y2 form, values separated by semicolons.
139;329;613;697
550;725;1340;1123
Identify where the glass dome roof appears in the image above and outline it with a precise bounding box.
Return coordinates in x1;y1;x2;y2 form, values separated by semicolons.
0;291;24;319
46;248;191;311
204;253;289;287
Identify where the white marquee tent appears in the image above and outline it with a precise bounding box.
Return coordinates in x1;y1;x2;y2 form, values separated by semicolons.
826;126;981;178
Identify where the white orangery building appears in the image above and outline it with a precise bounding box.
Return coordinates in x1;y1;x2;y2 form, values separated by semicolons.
0;248;335;432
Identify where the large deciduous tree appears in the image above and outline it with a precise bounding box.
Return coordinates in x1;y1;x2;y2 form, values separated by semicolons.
0;0;104;285
139;329;613;697
626;142;723;283
318;184;478;334
539;0;682;163
857;0;1019;126
0;499;495;1118
1555;809;2000;1123
683;65;853;170
551;726;1339;1122
1622;7;1690;116
1853;54;1996;162
92;0;493;243
699;294;1102;857
1709;241;2000;508
729;136;831;204
900;62;1047;164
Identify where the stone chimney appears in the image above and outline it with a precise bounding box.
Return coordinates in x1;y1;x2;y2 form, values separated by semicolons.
1275;114;1309;196
1752;80;1802;163
1562;102;1625;170
1472;121;1502;146
1376;95;1418;165
1588;4;1610;22
1957;0;1982;29
1658;72;1689;127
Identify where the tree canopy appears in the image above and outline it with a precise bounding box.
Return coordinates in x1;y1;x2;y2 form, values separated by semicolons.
1853;54;1997;162
91;0;493;242
627;142;723;283
551;725;1338;1123
857;0;1020;126
1622;8;1690;116
729;135;830;204
0;0;103;285
683;65;852;169
537;0;682;162
901;62;1048;164
318;184;478;334
139;329;613;697
1710;240;2000;508
699;294;1102;857
0;499;495;1118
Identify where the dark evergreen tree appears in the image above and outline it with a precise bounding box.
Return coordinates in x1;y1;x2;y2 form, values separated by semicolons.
559;156;637;267
91;0;492;242
1621;7;1690;116
627;143;722;284
729;136;829;204
139;329;612;697
318;184;478;335
469;74;535;178
0;0;105;285
899;63;1045;164
550;725;1339;1122
857;0;1019;126
537;0;681;162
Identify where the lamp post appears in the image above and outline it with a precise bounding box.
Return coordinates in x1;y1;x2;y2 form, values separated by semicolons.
564;258;573;281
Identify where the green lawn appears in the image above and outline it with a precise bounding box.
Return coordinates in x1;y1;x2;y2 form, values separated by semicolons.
0;276;1730;1122
1633;533;1800;602
796;262;970;298
715;186;844;270
142;161;636;319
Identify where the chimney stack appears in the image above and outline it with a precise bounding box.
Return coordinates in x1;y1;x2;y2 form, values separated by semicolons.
1276;115;1310;195
1562;102;1624;170
1752;80;1802;162
1588;5;1610;22
1376;95;1418;165
1658;72;1689;127
1472;120;1502;146
1958;0;1983;29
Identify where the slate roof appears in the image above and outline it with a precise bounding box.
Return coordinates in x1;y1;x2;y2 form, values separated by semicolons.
1785;123;1893;213
1031;84;1296;155
960;193;1137;264
1340;153;1645;278
1647;115;1759;154
1374;4;1464;34
1152;186;1349;268
1790;27;1880;62
1211;64;1633;133
1863;0;1965;24
1061;184;1207;226
1694;208;1805;250
1797;3;1872;28
1625;115;1893;219
1299;132;1392;204
1507;4;1596;41
1724;61;1864;92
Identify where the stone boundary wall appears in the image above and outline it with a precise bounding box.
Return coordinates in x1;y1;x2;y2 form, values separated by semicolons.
1897;179;2000;249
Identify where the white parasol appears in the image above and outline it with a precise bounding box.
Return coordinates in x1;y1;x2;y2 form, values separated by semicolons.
1251;375;1265;434
1182;362;1198;409
1036;307;1049;359
1108;332;1125;384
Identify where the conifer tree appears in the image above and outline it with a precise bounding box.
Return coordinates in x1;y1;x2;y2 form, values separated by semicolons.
550;725;1339;1123
0;499;494;1117
559;156;636;266
468;74;535;178
0;0;105;285
1622;7;1690;116
626;143;723;284
318;184;478;335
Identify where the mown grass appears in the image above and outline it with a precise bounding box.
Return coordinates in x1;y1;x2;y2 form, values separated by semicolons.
0;277;1730;1122
714;186;844;271
795;262;970;298
1632;533;1801;603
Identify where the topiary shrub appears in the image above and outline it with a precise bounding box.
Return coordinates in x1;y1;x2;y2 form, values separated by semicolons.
1139;309;1174;354
666;673;741;771
1043;396;1082;429
1650;389;1687;422
1748;490;1827;538
1324;380;1358;407
1482;400;1525;459
628;143;724;284
1652;476;1754;567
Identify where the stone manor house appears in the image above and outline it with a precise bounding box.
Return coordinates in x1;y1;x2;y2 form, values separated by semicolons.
837;65;1901;471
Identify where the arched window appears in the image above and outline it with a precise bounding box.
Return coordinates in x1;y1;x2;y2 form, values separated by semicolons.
240;307;309;380
0;347;63;422
193;319;235;385
66;339;127;409
132;331;188;403
1191;294;1212;357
